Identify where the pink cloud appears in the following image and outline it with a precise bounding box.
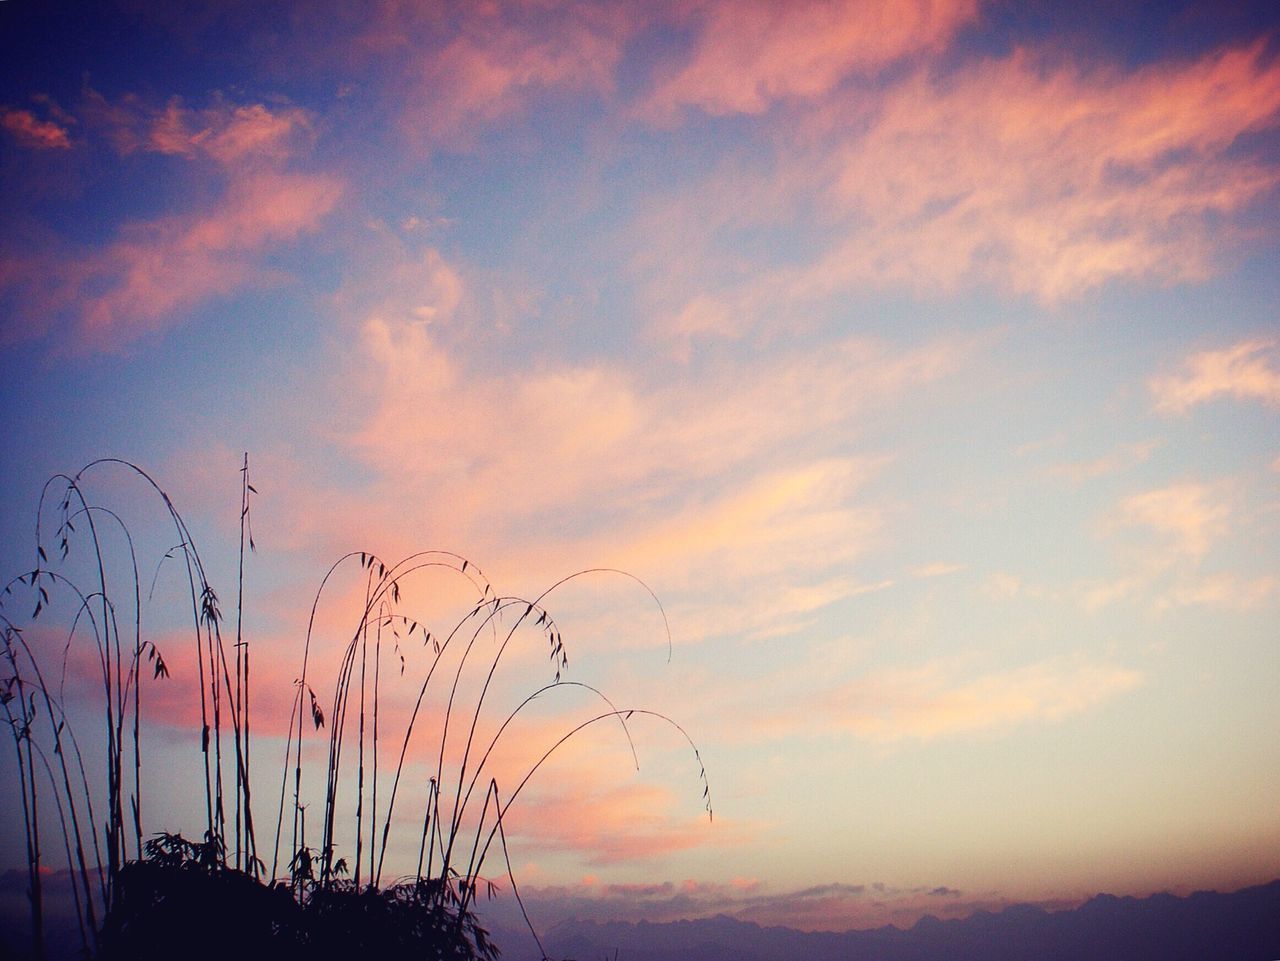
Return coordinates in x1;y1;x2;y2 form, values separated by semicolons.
0;106;72;149
678;645;1141;747
639;39;1280;337
83;90;314;165
839;42;1280;300
507;783;720;865
1155;572;1276;611
1075;480;1261;612
910;562;963;579
350;304;955;530
1150;338;1280;413
646;0;979;117
1;94;339;350
812;656;1143;743
1112;482;1230;558
816;41;1280;301
397;5;632;147
607;459;880;582
1048;440;1161;484
64;171;342;347
186;246;958;653
333;290;961;640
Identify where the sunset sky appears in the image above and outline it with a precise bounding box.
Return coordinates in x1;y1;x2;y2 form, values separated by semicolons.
2;0;1279;937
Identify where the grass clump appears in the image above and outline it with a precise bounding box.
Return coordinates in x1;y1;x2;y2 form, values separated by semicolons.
1;457;710;960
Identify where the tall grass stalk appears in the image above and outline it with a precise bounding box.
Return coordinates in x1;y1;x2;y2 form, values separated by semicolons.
1;459;711;960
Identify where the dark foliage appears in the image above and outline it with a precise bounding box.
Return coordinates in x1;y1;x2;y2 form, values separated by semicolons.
97;834;499;961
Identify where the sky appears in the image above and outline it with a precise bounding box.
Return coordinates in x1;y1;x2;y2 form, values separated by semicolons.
1;0;1279;940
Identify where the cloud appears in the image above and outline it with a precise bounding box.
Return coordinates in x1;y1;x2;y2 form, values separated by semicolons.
645;0;978;117
0;106;72;149
83;90;314;165
1049;440;1160;484
40;171;341;348
1112;482;1229;558
804;656;1142;743
815;41;1280;302
1154;572;1276;611
0;94;340;349
639;38;1280;342
1150;338;1280;413
982;572;1023;600
347;276;955;531
394;5;632;147
336;290;961;641
1076;480;1268;613
606;458;880;586
911;562;963;579
505;783;720;866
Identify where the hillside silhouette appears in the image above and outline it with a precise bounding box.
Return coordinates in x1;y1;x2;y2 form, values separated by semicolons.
535;879;1280;961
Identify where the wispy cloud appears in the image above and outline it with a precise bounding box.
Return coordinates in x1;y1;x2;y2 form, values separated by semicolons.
815;41;1280;302
639;39;1280;344
727;655;1146;742
11;171;341;349
1049;440;1160;484
335;285;960;640
0;106;72;149
1150;338;1280;413
82;90;315;164
1077;480;1273;613
389;4;633;148
757;655;1142;743
506;783;724;866
910;562;963;579
0;94;340;350
644;0;978;118
1154;572;1276;612
1112;482;1230;559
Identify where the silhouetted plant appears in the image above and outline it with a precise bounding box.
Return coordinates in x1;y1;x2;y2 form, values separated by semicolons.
1;458;711;961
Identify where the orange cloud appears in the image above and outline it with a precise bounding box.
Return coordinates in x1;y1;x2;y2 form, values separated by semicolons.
507;782;719;866
1;106;72;149
1073;479;1262;613
1113;482;1230;558
816;655;1143;743
646;0;978;117
911;562;963;579
1150;338;1280;413
1155;572;1276;611
1049;440;1160;484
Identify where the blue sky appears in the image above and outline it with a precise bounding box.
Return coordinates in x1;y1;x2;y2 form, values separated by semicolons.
2;0;1278;934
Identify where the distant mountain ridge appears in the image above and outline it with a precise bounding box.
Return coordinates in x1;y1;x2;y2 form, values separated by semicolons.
539;879;1280;961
